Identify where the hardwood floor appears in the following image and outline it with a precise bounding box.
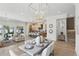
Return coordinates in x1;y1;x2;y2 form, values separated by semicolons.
0;41;24;56
54;40;76;56
53;29;76;56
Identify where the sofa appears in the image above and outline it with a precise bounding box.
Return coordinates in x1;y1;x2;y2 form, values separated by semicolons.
13;34;25;42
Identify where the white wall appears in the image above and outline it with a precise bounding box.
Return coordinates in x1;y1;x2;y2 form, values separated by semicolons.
47;14;67;41
0;17;25;27
47;16;56;41
75;4;79;56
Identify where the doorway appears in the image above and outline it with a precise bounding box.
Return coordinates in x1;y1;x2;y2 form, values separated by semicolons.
54;17;75;56
56;18;67;42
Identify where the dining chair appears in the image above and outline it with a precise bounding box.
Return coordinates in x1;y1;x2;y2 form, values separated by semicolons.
9;49;30;56
36;41;55;56
42;41;55;56
50;41;55;56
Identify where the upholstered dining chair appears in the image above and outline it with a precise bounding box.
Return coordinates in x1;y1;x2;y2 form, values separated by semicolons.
36;41;55;56
42;41;55;56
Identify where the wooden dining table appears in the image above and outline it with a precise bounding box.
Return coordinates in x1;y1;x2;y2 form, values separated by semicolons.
19;41;51;56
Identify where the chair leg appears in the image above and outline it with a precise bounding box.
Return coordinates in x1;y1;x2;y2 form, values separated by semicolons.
52;50;54;56
50;50;54;56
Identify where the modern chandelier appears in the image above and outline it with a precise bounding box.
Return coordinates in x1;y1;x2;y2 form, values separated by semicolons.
28;3;48;20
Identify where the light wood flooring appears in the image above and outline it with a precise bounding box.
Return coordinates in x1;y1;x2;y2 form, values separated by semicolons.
54;40;76;56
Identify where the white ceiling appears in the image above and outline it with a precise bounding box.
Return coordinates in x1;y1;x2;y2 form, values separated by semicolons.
0;3;75;22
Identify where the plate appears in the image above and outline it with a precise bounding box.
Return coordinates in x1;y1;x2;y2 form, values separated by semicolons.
25;44;34;49
36;44;44;47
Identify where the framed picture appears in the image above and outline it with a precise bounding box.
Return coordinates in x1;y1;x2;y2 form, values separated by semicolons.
49;24;53;28
49;29;53;34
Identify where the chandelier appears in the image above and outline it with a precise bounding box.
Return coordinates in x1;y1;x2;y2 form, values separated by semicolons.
28;3;48;20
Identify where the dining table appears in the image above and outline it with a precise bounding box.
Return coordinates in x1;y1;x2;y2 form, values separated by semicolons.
19;40;52;56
